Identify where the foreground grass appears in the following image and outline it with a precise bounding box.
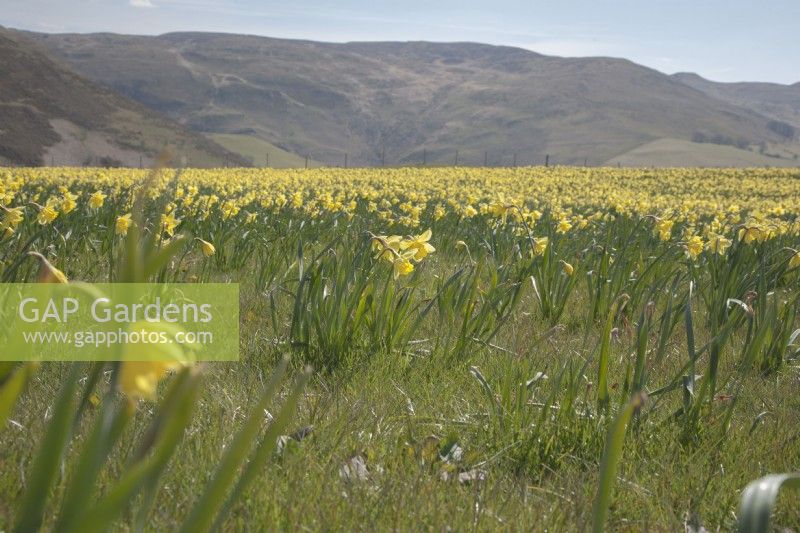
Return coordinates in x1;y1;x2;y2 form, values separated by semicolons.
2;288;798;531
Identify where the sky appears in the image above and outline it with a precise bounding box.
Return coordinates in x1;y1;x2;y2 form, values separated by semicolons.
1;0;798;84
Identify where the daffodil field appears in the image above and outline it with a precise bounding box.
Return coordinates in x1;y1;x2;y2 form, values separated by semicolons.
1;165;799;531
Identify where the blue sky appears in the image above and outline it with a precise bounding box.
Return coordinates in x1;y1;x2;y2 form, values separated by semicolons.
2;0;798;83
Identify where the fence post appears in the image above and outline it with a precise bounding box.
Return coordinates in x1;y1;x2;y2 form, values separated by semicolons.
381;147;386;167
454;150;459;166
344;153;348;168
422;150;427;166
139;154;142;169
584;158;587;167
305;156;309;169
484;151;488;166
545;154;550;167
513;153;517;167
266;153;269;167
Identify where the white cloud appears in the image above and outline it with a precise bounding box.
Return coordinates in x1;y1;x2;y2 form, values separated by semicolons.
130;0;155;7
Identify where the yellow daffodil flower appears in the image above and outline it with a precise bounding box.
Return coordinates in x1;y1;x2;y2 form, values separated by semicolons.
400;229;435;261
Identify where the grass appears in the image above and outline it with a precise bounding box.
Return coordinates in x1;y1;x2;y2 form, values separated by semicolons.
208;133;322;168
607;138;800;168
0;306;800;530
2;270;799;530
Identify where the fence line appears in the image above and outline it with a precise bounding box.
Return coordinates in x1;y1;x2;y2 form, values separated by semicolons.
35;149;628;169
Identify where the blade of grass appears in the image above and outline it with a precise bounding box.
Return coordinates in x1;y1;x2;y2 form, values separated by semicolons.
591;392;646;533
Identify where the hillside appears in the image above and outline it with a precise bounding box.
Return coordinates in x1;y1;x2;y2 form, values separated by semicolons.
673;72;800;131
207;133;322;168
606;138;799;168
21;30;793;167
0;28;248;167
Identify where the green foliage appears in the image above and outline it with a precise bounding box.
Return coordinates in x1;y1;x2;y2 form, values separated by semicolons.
738;474;800;533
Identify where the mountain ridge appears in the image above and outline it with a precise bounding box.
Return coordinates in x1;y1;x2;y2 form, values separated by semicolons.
7;28;800;167
0;27;249;167
672;71;800;132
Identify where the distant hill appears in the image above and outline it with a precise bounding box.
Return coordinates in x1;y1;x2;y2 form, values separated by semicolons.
673;72;800;132
0;28;248;167
20;30;797;167
207;133;321;168
607;138;799;168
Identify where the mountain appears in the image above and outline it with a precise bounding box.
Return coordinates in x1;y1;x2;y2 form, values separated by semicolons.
673;72;800;131
15;30;800;167
0;28;248;167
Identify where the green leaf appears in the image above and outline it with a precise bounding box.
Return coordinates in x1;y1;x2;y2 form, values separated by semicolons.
54;398;133;531
14;363;85;533
591;392;646;533
0;362;36;428
72;367;201;533
143;235;187;279
738;473;800;533
597;294;628;409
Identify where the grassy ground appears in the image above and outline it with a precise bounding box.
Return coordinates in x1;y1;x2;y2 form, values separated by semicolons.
208;133;322;168
607;138;800;168
2;265;798;531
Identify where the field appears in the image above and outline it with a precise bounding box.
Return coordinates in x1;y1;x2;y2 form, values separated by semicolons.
1;165;799;531
606;138;800;168
207;133;322;168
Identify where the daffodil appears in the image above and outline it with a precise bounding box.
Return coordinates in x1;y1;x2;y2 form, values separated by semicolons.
160;213;180;236
532;237;548;256
29;251;68;283
372;235;403;262
116;213;132;236
60;192;77;214
220;200;239;220
490;202;512;224
118;360;182;402
556;218;572;234
656;219;674;241
706;233;732;255
686;235;704;260
291;191;303;208
1;206;23;236
197;238;216;257
89;191;106;209
739;226;762;244
562;261;574;276
1;206;23;227
400;229;435;262
37;204;58;225
789;251;800;269
392;251;415;279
